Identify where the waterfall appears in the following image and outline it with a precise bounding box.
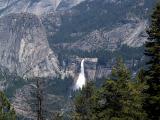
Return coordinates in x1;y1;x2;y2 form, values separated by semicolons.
74;59;86;90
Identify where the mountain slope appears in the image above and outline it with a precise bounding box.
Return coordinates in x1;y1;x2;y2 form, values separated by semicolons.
0;0;86;16
46;0;155;50
41;0;156;80
0;13;60;78
0;0;61;16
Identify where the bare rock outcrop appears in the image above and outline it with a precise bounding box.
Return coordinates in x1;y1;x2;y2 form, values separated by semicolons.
0;13;60;78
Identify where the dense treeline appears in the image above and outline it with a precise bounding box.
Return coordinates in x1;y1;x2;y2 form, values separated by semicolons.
73;58;147;120
57;45;144;69
73;3;160;120
143;3;160;120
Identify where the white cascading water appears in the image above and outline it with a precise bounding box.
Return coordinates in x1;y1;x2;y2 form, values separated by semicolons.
74;59;86;90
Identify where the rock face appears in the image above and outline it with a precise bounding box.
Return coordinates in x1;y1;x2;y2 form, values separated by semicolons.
61;57;98;81
69;20;148;51
12;84;36;119
0;13;60;78
0;0;156;79
40;0;155;81
12;82;67;119
0;0;86;16
57;0;86;10
43;0;155;51
0;0;61;16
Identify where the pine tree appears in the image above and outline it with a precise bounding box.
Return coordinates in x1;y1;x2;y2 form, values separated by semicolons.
144;3;160;120
73;82;96;120
0;91;16;120
31;77;46;120
92;58;146;120
36;78;44;120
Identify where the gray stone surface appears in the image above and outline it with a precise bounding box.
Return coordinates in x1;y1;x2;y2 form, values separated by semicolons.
0;13;60;78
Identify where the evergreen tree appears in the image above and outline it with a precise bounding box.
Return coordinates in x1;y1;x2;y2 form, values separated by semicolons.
144;3;160;120
92;59;146;120
73;82;95;120
0;91;16;120
32;77;46;120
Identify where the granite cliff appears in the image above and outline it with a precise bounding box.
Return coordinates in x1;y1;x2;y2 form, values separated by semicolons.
0;13;60;78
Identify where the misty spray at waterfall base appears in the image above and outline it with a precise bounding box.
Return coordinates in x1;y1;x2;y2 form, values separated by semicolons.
74;59;86;90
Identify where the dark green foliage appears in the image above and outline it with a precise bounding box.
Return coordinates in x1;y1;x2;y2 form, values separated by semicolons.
92;59;146;120
47;77;73;96
74;59;146;120
73;82;96;120
56;45;145;70
144;3;160;120
0;91;16;120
